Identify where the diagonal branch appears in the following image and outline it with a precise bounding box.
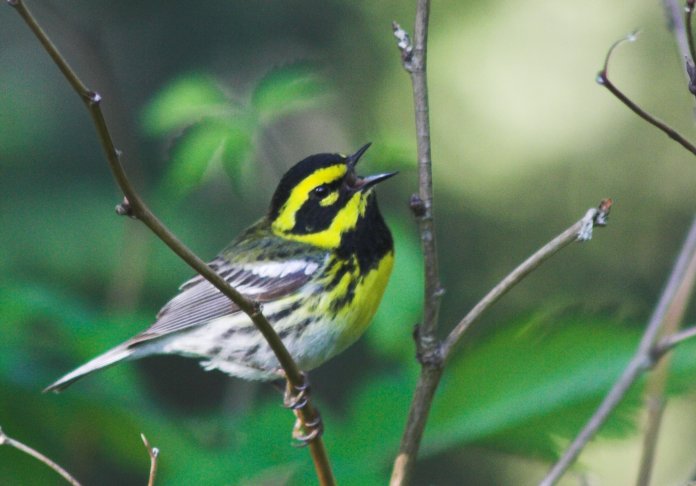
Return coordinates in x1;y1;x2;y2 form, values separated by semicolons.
7;1;334;484
389;200;611;485
540;215;696;486
442;200;612;360
0;427;81;486
596;31;696;156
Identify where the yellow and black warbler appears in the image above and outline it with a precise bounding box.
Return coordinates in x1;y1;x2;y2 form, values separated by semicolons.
46;143;395;392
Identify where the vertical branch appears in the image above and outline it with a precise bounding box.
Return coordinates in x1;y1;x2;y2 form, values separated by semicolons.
141;434;159;486
390;1;442;484
410;0;442;355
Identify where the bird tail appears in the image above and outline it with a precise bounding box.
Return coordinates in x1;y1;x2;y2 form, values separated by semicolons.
44;344;136;393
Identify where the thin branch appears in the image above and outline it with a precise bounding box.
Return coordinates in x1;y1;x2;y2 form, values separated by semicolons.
635;396;666;486
540;215;696;486
398;0;443;366
442;201;612;359
389;201;612;486
635;223;696;486
0;427;81;486
389;2;442;484
596;31;696;157
655;324;696;353
663;0;694;73
141;434;159;486
663;0;696;97
8;1;334;484
686;1;696;65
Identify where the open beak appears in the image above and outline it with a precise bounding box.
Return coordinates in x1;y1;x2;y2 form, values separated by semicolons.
346;142;372;170
345;142;398;191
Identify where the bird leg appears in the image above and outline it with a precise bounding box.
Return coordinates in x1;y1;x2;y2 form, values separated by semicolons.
281;372;323;446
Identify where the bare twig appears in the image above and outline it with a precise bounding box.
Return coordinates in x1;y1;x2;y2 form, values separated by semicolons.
442;201;611;359
596;31;696;156
636;396;666;486
7;1;334;484
389;1;444;484
540;216;696;486
389;200;612;485
663;0;694;72
687;0;696;65
655;324;696;353
635;224;696;485
663;0;696;97
141;434;159;486
0;427;81;486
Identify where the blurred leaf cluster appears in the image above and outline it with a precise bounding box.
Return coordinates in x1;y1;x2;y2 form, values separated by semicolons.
141;64;330;197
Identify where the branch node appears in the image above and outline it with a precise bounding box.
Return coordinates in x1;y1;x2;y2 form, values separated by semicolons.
115;197;136;218
6;0;20;7
86;90;102;105
687;59;696;95
577;198;613;241
413;324;444;368
409;193;427;217
250;300;264;319
392;21;414;72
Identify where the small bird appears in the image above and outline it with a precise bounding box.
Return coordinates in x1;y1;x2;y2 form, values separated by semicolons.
46;143;395;393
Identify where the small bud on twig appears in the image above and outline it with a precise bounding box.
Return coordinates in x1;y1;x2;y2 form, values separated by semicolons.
115;196;136;218
409;193;427;217
392;21;414;72
687;59;696;96
86;90;101;106
577;198;612;241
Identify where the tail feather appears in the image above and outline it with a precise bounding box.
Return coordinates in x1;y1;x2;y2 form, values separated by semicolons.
44;344;136;393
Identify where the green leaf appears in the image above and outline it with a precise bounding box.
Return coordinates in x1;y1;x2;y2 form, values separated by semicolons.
141;74;229;135
424;315;696;460
251;63;329;121
162;118;247;197
220;123;253;191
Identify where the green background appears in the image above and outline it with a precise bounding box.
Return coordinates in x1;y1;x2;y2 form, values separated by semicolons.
2;0;696;484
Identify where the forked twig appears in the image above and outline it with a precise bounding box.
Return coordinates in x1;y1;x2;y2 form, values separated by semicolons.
7;1;334;484
0;427;81;486
389;198;611;485
596;31;696;156
540;216;696;486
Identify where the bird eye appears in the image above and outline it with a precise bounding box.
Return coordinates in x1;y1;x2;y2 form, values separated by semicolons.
311;185;329;199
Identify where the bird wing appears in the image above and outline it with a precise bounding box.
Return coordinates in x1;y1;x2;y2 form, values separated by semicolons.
134;255;323;340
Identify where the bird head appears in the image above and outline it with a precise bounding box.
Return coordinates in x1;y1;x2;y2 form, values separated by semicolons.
269;143;396;249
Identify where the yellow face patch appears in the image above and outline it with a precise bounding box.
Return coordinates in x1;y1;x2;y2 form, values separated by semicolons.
319;191;339;207
272;165;347;233
276;191;369;248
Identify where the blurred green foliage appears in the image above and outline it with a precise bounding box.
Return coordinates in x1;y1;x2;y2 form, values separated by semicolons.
142;65;330;197
3;0;696;485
